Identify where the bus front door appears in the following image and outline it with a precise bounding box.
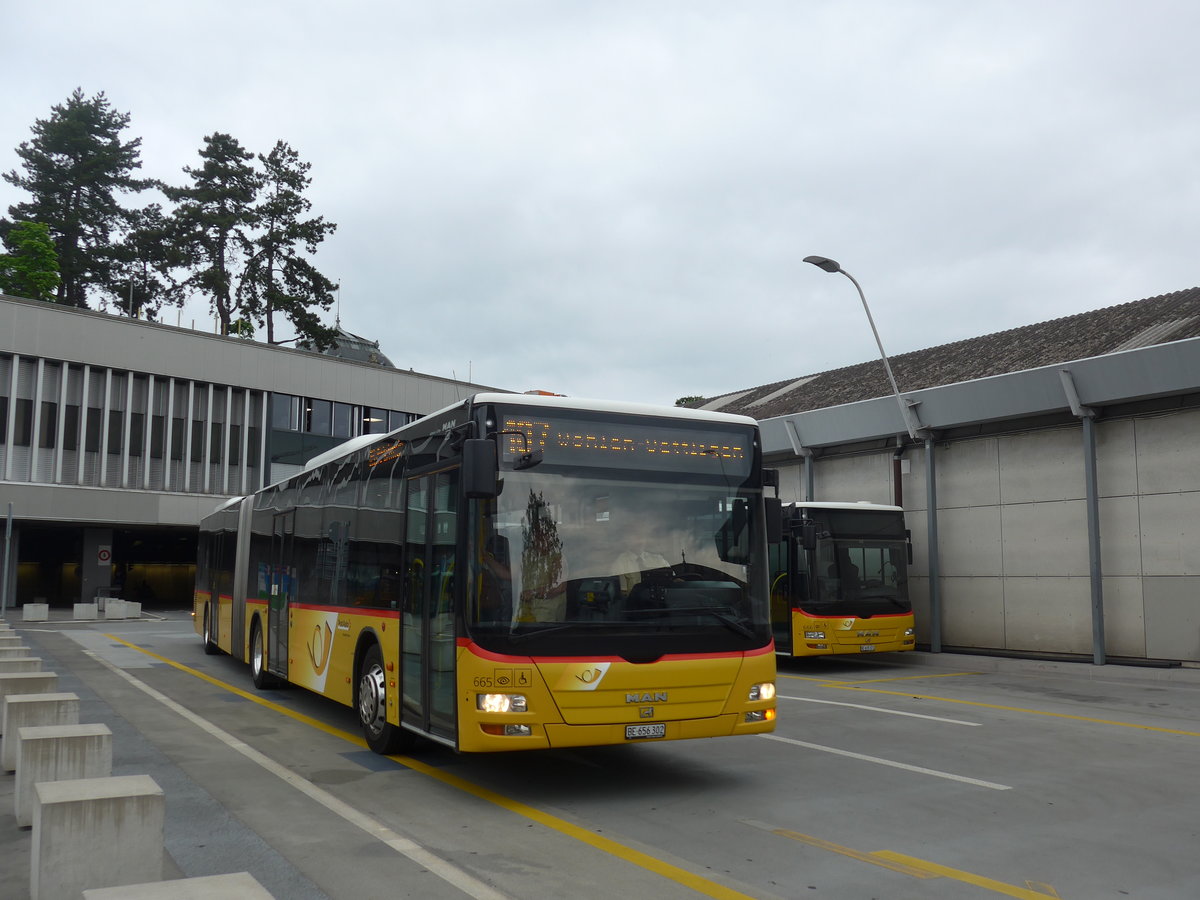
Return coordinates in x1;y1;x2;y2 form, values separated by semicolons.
268;510;294;680
402;470;458;743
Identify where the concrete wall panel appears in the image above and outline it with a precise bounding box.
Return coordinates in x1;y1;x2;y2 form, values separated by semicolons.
1135;408;1200;494
1096;418;1138;497
1138;492;1200;576
1143;576;1200;660
1003;576;1093;654
1101;576;1146;659
937;507;1002;577
940;577;1005;649
814;454;894;505
1098;495;1144;577
998;428;1086;504
1001;500;1090;577
933;438;1000;508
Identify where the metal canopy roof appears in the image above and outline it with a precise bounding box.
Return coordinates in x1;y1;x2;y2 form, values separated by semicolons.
759;335;1200;455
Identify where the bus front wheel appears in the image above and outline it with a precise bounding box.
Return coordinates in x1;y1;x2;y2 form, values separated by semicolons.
250;621;275;689
358;644;410;755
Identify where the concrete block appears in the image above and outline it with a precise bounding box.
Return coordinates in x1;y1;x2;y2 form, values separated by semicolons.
0;657;43;673
126;600;142;618
0;673;59;734
104;599;128;619
32;774;164;900
0;634;23;647
83;871;276;899
73;603;99;620
0;644;33;657
16;723;113;827
2;693;80;771
23;603;49;622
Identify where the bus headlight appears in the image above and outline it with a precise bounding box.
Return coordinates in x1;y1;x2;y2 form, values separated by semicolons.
904;627;916;636
804;631;825;640
748;682;776;702
477;693;527;713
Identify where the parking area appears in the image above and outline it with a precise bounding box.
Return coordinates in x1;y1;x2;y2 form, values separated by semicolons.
3;610;1200;899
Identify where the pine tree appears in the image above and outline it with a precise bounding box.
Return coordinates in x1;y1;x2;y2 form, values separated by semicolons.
160;132;262;336
240;141;339;349
3;89;146;307
0;221;61;301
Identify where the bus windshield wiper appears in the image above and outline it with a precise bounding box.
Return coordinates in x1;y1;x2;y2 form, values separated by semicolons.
508;623;576;643
630;606;756;639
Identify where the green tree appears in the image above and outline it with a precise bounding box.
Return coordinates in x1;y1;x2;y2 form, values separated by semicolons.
160;132;262;336
110;203;175;320
0;221;61;301
675;396;704;407
3;89;147;307
240;141;339;349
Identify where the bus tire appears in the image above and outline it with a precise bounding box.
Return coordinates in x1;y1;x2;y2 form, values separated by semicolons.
202;606;220;655
250;620;275;689
358;644;411;755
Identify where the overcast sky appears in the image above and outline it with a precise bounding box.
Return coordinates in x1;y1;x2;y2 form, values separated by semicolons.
4;1;1198;406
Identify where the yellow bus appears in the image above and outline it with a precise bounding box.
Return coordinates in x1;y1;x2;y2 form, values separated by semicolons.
195;393;777;753
769;501;915;657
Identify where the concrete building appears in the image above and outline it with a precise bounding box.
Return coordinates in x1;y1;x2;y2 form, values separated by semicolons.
699;288;1200;664
0;294;500;609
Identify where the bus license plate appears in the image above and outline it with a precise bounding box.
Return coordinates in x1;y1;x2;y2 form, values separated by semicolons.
626;723;666;740
859;644;876;652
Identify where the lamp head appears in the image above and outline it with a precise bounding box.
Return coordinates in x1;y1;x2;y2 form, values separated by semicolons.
803;255;842;274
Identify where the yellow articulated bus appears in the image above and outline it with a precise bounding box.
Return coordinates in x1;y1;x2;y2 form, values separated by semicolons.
195;393;777;754
769;501;915;657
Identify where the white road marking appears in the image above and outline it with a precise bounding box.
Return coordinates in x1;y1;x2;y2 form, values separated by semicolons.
759;733;1012;790
780;694;981;726
86;650;510;900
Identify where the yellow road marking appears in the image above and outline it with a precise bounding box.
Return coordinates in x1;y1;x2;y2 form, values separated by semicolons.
105;635;760;900
744;824;936;878
752;820;1060;898
872;851;1059;899
834;683;1200;737
778;670;980;685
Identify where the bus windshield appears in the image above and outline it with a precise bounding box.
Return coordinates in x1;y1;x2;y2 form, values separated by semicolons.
468;468;770;657
809;509;911;617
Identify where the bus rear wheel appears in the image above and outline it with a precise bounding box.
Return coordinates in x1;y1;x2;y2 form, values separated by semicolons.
358;644;411;755
202;607;219;655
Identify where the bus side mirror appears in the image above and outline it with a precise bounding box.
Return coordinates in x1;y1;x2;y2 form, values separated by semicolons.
765;497;783;543
762;468;780;492
463;439;500;499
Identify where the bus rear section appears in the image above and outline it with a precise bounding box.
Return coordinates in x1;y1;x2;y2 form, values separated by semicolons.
771;501;916;657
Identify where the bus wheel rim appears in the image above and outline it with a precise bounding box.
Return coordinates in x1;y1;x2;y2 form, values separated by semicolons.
359;664;386;737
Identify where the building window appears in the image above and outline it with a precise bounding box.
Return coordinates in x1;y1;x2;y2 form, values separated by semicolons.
107;410;124;455
63;405;79;451
38;401;57;449
364;407;388;435
306;398;332;435
333;402;353;438
271;394;299;431
13;398;33;446
129;412;144;457
85;407;102;452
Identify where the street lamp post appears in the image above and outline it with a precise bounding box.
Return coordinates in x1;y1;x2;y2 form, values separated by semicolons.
803;255;923;441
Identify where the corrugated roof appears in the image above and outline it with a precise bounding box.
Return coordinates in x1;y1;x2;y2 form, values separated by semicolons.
697;287;1200;420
